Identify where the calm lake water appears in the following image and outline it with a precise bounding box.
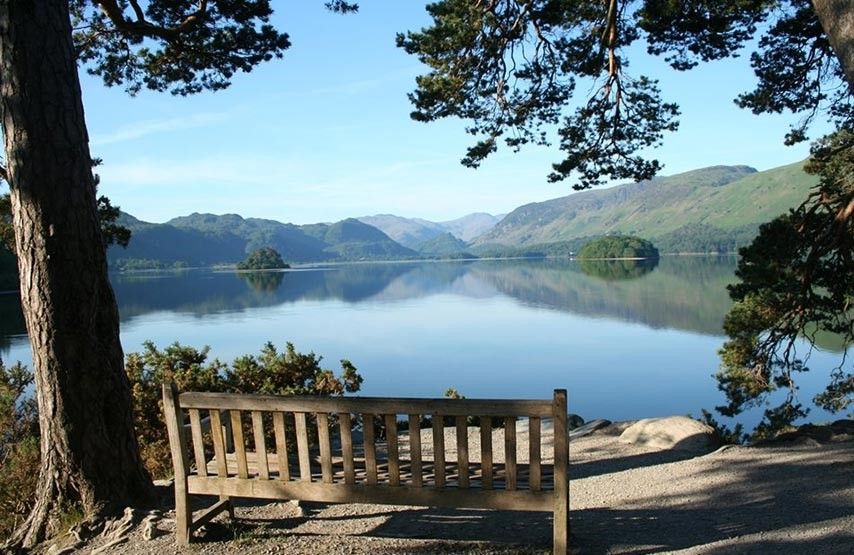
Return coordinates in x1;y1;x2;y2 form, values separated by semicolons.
0;257;846;428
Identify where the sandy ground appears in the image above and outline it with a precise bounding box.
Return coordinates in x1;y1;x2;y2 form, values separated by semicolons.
59;422;853;555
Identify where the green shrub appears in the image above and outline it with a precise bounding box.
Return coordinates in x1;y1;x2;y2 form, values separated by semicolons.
0;359;39;540
577;235;659;259
126;340;362;477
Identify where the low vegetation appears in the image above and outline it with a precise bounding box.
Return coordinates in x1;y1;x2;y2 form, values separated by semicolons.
0;341;362;535
0;359;38;540
237;247;289;271
577;236;659;260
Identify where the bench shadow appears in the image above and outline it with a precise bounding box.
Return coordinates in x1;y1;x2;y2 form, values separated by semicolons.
187;441;853;554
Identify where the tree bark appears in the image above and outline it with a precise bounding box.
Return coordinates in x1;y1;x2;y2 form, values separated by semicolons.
813;0;854;89
0;0;153;548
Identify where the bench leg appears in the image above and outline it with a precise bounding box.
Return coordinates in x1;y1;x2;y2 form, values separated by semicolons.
553;509;568;555
220;495;235;519
175;486;191;545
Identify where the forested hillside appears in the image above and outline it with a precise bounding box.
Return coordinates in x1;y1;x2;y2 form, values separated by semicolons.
473;163;816;253
109;213;415;269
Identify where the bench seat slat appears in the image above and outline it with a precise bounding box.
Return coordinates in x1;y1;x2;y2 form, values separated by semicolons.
187;476;554;512
202;452;556;490
179;392;554;417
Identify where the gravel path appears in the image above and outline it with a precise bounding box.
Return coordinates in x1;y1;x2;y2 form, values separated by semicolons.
61;422;853;555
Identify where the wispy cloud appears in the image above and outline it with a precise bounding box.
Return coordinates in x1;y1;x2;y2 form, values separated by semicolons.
90;112;231;146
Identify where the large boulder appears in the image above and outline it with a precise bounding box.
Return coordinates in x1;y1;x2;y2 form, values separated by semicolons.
619;416;718;454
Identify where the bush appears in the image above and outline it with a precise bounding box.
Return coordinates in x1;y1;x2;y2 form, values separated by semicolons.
0;359;39;540
577;235;659;259
236;247;289;270
126;340;362;477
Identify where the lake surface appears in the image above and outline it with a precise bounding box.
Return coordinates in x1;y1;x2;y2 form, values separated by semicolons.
0;257;846;428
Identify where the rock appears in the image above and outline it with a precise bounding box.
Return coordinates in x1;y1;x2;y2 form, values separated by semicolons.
569;419;611;440
619;416;718;454
568;414;585;430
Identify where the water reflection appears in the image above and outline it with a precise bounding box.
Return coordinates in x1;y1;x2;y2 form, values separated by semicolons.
0;257;740;343
237;271;285;292
3;257;844;354
577;258;658;280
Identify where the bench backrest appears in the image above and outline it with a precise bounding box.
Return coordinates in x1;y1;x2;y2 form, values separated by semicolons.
163;385;568;494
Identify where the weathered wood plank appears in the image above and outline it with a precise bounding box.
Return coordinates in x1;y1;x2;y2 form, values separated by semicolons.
251;411;269;480
188;409;207;478
340;412;355;485
504;417;517;491
187;476;553;512
189;498;232;532
180;392;553;417
553;389;569;555
529;417;541;492
363;413;377;485
294;412;312;482
480;417;492;489
162;383;191;545
432;415;445;487
209;409;228;478
385;414;400;486
230;410;249;479
272;412;290;481
317;413;333;484
456;416;469;488
408;415;422;487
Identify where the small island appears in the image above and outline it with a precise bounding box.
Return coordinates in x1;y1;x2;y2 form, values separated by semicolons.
236;247;290;270
577;235;659;259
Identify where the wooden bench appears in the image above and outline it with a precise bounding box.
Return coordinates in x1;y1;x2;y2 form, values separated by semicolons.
162;383;570;554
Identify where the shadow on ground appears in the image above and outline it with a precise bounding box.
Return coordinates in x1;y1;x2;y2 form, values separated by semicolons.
187;441;853;554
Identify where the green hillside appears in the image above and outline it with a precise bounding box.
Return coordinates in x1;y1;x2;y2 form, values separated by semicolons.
473;162;817;252
109;213;416;269
417;232;469;255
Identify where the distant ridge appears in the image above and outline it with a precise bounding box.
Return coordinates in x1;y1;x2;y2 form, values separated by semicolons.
109;213;415;269
105;160;818;268
358;212;503;248
473;162;816;253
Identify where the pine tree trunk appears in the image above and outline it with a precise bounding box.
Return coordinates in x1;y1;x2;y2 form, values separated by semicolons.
0;0;153;548
813;0;854;89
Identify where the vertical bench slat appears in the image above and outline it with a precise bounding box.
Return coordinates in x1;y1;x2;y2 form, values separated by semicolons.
363;413;378;485
162;384;191;545
188;409;207;478
294;412;312;482
210;409;229;478
456;416;469;488
408;414;422;487
504;417;517;491
252;411;269;480
432;415;445;487
340;412;355;485
230;410;249;479
529;416;541;492
385;414;400;486
480;417;492;489
553;390;569;555
272;412;290;481
317;413;333;484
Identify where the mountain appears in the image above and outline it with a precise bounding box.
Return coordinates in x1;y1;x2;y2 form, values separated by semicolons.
358;212;503;248
417;232;470;255
357;215;445;248
438;213;504;242
109;213;415;269
474;162;817;252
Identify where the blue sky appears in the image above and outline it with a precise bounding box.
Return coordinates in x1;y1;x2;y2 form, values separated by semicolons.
73;3;825;225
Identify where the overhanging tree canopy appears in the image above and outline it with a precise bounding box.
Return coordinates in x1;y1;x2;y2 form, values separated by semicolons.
399;0;853;433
